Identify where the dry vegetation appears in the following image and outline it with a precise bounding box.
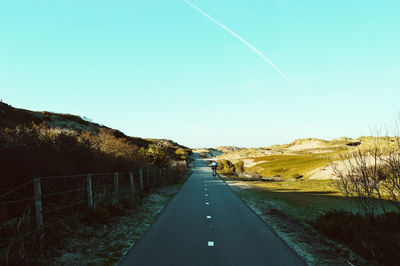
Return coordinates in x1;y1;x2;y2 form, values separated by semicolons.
213;136;398;180
0;102;190;194
214;131;400;264
0;101;192;265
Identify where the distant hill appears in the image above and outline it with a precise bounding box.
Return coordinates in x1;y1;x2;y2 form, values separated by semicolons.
207;136;397;180
215;146;244;153
214;136;396;160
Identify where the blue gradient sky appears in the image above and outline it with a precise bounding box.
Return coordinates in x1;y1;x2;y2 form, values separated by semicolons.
1;0;399;148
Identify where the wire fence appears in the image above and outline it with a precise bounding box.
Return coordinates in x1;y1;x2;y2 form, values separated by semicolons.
0;165;176;249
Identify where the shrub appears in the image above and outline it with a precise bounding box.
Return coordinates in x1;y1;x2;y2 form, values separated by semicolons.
217;159;236;175
175;148;186;155
291;173;303;179
139;144;170;168
235;161;245;175
312;210;400;264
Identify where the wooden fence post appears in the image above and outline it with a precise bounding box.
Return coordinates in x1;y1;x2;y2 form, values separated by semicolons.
129;171;134;195
87;174;93;209
139;169;143;191
114;172;119;205
34;178;44;233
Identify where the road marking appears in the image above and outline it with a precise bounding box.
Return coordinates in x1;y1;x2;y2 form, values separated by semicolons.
207;216;211;219
208;241;214;246
206;202;209;205
205;184;207;186
205;188;207;191
205;194;208;196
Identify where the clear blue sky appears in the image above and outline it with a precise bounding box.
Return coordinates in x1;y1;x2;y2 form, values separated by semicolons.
1;0;399;148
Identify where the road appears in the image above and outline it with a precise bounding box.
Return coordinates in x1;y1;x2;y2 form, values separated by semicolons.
119;154;305;266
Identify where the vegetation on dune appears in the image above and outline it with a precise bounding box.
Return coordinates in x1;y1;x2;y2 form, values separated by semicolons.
217;159;236;175
0;102;191;193
331;136;400;215
0;102;193;264
213;126;400;264
175;148;193;161
0;123;185;195
248;154;332;179
234;160;244;175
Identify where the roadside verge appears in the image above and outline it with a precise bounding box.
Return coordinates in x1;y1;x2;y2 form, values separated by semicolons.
220;176;363;266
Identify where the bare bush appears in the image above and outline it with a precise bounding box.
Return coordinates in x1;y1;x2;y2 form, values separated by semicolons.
332;138;387;215
380;135;400;212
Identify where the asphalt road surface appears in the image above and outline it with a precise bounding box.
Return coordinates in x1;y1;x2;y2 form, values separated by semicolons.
119;154;305;266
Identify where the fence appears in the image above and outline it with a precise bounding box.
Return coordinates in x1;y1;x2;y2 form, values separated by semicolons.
0;166;171;245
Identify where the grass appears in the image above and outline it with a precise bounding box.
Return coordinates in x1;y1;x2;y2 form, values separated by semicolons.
247;154;334;179
228;179;348;221
223;177;400;264
227;177;398;221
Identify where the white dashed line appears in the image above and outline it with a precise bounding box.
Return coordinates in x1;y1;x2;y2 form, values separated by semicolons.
207;216;211;219
205;188;207;191
205;194;208;196
208;241;214;246
206;202;209;205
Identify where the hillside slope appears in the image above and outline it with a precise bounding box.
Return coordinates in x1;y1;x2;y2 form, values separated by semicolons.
211;137;396;180
0;101;190;193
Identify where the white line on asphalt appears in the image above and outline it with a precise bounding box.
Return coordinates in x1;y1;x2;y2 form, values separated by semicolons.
207;216;211;219
206;202;209;205
205;188;207;191
205;194;208;196
208;241;214;247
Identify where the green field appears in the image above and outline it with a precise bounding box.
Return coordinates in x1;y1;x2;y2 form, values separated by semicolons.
247;154;335;179
226;179;398;221
227;179;347;220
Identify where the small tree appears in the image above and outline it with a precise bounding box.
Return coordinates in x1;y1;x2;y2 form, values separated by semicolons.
235;161;245;176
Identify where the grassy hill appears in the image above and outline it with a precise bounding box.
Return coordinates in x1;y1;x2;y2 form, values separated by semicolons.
212;136;397;180
0;101;193;265
0;101;190;193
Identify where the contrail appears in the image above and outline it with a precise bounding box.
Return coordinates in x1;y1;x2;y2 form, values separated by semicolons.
184;0;296;85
